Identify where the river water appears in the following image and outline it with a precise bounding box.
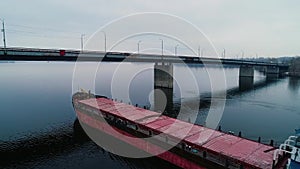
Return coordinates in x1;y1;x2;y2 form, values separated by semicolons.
1;62;299;169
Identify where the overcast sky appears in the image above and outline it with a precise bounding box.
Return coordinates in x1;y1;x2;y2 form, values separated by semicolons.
1;0;300;57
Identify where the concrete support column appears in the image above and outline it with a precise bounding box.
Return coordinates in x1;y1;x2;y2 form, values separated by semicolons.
239;77;254;91
266;66;279;80
266;66;279;74
279;66;289;75
154;62;173;88
239;65;254;77
153;87;174;116
239;65;254;91
154;62;174;115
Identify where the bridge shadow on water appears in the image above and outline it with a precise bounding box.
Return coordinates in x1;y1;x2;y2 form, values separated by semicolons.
288;77;300;92
160;75;286;122
227;76;285;97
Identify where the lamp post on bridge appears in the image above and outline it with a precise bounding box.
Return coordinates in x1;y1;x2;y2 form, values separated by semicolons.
241;50;244;60
100;31;107;53
1;19;7;55
159;39;164;56
80;34;85;52
175;44;179;56
137;40;142;54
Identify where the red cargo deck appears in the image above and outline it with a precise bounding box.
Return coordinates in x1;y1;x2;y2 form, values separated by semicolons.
77;98;282;169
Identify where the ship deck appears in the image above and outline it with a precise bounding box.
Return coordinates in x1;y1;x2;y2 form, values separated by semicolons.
78;98;281;169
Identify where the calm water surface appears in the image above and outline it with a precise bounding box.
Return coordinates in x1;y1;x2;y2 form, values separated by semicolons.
1;62;299;169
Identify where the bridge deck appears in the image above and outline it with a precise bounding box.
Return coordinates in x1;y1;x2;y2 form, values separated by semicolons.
0;47;289;68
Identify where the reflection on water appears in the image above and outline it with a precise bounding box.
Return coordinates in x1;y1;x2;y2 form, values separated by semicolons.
1;122;78;167
266;74;279;81
288;77;300;92
1;119;180;169
1;62;300;168
219;77;300;145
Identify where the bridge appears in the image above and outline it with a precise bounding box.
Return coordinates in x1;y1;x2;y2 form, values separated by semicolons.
0;47;289;86
0;47;288;65
0;47;289;71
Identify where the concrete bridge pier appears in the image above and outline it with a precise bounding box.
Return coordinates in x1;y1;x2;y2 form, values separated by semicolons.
154;62;174;115
266;66;279;80
154;62;173;88
239;65;254;91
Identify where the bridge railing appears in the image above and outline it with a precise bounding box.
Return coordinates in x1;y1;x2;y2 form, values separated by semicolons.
0;47;290;67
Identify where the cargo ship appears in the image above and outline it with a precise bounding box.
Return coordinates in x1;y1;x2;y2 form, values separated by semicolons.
72;91;290;169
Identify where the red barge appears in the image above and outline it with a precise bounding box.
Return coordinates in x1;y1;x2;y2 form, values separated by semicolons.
72;92;288;169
